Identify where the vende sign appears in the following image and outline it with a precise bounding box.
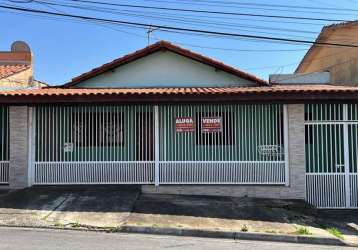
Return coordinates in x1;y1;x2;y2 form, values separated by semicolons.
202;117;222;132
175;117;195;132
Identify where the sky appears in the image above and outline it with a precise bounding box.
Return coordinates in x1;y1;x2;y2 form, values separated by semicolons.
1;0;358;85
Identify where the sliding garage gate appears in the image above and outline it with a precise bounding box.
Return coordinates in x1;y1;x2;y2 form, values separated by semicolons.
30;104;288;186
305;104;358;209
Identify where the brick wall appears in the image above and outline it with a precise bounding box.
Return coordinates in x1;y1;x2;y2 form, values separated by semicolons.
142;104;306;200
9;106;29;189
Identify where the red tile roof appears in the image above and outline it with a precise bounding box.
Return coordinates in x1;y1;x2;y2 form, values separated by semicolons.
0;84;358;103
0;64;30;80
66;41;267;87
1;84;358;96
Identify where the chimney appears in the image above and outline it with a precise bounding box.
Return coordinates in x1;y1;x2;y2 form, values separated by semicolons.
0;41;32;66
0;41;34;87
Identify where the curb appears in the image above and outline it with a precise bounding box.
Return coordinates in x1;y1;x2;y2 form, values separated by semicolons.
0;224;350;246
120;225;347;246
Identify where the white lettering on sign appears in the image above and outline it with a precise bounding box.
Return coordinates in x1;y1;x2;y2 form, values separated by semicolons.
175;117;195;132
63;142;74;153
257;145;283;156
201;117;222;133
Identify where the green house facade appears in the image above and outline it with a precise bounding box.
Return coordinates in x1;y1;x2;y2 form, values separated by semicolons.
0;41;357;209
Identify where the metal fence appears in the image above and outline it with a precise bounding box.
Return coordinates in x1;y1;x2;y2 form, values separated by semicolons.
31;104;288;185
158;104;287;184
32;105;154;184
0;106;9;184
305;104;358;209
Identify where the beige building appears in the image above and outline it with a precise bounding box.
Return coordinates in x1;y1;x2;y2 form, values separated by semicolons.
0;41;46;88
296;21;358;86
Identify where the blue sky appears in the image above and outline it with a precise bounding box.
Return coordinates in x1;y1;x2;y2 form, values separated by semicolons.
1;0;357;85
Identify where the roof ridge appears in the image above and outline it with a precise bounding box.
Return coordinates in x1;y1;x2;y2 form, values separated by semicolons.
65;40;267;87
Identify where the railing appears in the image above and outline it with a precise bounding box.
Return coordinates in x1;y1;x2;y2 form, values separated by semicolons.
159;161;285;184
306;173;346;208
34;162;154;184
350;174;358;207
0;161;9;184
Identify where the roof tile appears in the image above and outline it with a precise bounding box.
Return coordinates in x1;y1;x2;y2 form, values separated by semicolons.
0;64;30;80
1;84;358;97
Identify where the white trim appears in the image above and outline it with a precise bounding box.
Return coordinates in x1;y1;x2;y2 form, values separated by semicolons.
154;105;160;186
27;107;34;187
343;104;351;207
35;161;155;164
305;121;358;125
158;161;285;163
283;104;289;186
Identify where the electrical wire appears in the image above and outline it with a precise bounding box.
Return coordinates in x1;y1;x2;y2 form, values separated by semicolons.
1;4;358;48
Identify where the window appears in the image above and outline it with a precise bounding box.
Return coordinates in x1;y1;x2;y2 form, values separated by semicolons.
195;112;235;145
73;112;123;147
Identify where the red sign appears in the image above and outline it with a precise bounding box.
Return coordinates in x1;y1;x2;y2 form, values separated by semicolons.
201;117;222;133
175;117;195;132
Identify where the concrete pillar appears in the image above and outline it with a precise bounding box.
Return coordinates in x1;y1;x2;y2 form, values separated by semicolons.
286;104;305;199
9;106;30;189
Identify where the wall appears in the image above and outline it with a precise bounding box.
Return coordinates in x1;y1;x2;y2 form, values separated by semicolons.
1;68;33;87
142;104;306;200
76;51;255;88
296;24;358;86
9;106;29;188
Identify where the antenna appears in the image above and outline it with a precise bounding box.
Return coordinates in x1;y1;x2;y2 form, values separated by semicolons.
147;25;159;45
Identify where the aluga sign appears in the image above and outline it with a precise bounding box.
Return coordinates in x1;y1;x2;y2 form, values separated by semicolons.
175;117;194;132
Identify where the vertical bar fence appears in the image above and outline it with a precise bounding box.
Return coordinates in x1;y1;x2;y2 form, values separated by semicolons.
305;104;358;208
32;104;287;185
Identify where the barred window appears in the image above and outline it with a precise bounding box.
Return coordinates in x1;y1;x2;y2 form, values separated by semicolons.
73;112;123;147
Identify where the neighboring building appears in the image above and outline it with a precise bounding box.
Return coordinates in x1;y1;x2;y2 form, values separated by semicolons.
0;41;46;88
0;41;357;209
296;21;358;86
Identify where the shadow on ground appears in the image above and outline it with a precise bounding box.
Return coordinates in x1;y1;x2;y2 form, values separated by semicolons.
0;186;315;223
0;186;356;242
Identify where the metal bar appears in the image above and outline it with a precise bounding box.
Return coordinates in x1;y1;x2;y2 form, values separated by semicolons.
154;105;160;186
343;104;351;208
283;104;289;186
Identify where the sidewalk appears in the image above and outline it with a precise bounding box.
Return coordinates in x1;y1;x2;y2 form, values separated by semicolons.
0;186;356;246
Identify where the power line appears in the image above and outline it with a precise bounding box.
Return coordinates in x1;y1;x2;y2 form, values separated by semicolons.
154;0;358;13
139;0;358;16
1;4;358;48
0;4;312;53
61;0;349;22
32;0;318;40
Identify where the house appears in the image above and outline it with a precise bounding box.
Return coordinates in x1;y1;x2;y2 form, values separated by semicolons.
0;41;46;88
296;21;358;86
0;41;357;209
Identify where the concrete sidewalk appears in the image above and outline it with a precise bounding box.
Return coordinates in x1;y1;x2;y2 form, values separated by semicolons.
0;186;356;246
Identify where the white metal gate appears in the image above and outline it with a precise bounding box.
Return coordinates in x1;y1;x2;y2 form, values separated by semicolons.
30;104;288;186
305;104;358;209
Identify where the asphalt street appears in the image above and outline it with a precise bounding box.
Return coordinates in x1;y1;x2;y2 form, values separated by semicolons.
0;227;352;250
